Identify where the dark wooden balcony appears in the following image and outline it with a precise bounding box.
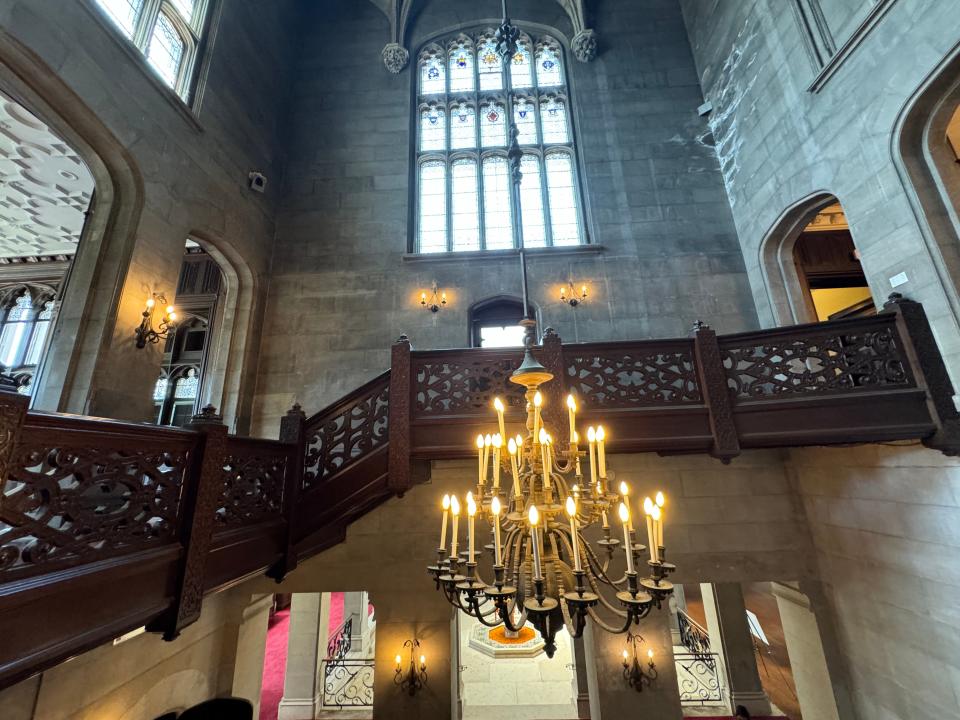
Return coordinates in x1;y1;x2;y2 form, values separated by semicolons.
0;294;956;689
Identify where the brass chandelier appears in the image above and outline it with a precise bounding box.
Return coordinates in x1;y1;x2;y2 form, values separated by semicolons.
427;348;676;657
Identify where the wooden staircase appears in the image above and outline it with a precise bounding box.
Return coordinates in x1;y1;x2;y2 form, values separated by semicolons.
0;294;957;689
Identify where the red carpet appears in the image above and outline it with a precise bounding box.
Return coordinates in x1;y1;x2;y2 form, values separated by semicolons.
258;608;290;720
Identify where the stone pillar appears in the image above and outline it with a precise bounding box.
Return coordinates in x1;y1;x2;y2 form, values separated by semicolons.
706;583;772;716
370;590;452;720
571;636;591;719
219;593;274;717
342;591;366;656
279;593;331;720
771;583;841;720
669;585;687;646
584;610;683;720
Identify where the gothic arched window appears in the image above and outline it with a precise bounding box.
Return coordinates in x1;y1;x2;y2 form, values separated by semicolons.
470;297;529;348
415;30;586;253
93;0;210;100
0;289;56;395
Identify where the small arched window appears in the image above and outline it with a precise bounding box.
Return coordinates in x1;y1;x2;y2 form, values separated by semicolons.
94;0;210;100
415;29;586;253
0;289;56;395
470;297;529;348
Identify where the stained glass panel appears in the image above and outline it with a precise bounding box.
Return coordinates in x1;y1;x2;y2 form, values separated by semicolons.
482;157;513;250
546;153;581;246
174;369;199;399
519;155;547;248
450;105;477;150
510;41;534;89
419;161;447;253
481;102;507;147
514;98;538;145
420;52;446;95
95;0;144;38
536;44;563;87
147;12;186;88
449;43;476;93
540;98;569;143
451;160;481;252
420;107;447;152
153;377;169;402
478;39;503;91
170;0;197;24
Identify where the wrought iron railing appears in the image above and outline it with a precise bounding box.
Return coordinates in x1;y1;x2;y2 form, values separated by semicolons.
677;609;713;658
675;651;724;706
321;617;374;708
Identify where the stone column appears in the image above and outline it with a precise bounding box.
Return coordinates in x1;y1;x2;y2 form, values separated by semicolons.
669;584;687;646
571;635;591;719
369;589;452;720
584;610;683;720
218;593;274;717
771;583;841;720
279;593;331;720
705;583;772;716
342;591;366;656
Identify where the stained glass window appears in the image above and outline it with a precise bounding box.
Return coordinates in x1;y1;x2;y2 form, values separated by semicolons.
174;368;199;399
92;0;210;101
153;377;169;402
415;29;584;252
0;290;57;396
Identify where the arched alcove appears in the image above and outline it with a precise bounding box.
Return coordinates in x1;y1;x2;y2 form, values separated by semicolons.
469;295;536;347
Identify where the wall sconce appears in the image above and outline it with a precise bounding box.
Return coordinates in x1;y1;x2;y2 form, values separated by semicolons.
560;282;588;307
421;284;447;313
135;294;177;349
394;639;428;696
622;633;657;692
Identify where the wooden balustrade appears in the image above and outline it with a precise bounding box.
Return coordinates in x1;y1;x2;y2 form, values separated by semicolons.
0;294;957;689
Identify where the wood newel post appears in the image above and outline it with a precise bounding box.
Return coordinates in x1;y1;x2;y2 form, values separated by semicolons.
149;405;227;640
883;293;960;455
388;335;412;496
0;389;29;489
269;403;307;582
540;328;567;436
692;321;740;463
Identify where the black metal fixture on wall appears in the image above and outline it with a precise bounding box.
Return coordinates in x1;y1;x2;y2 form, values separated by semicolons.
421;284;447;313
622;633;657;692
394;639;428;696
135;294;177;348
560;283;588;307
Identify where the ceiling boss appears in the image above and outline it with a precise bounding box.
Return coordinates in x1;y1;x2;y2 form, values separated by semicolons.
428;345;676;657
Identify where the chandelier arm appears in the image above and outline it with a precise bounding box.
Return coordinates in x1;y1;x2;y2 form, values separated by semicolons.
580;562;631;618
468;595;508;627
585;603;647;634
581;538;628;588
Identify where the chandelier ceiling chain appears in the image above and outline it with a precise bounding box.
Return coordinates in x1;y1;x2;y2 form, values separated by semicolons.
427;349;676;657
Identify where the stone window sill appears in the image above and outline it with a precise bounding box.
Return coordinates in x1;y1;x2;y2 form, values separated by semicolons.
402;245;605;263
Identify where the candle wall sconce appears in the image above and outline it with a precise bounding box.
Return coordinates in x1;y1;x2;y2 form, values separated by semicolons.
421;284;447;313
395;639;428;696
622;633;657;692
135;294;177;349
560;282;588;307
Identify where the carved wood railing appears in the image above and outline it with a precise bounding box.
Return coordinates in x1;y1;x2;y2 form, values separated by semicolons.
0;294;957;690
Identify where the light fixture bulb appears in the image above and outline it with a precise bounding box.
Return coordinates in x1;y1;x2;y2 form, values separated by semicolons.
420;654;426;666
566;394;576;410
165;305;175;315
618;502;629;523
533;391;542;408
421;292;427;304
539;427;548;444
515;433;523;448
623;649;629;660
442;494;450;510
484;433;492;447
145;297;155;309
508;438;517;455
643;496;654;515
493;433;502;448
491;496;502;515
466;491;473;505
476;434;485;449
560;286;567;300
587;426;596;443
596;425;606;442
573;430;579;443
581;285;587;296
167;311;177;322
467;497;477;516
650;504;662;522
494;397;505;412
647;649;654;660
396;654;402;666
566;496;576;517
655;491;665;507
451;495;460;515
619;481;629;496
528;505;539;526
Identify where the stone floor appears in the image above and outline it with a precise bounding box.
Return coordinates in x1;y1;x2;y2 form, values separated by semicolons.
459;616;579;720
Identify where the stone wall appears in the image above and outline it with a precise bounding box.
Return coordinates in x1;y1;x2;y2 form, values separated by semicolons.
0;0;301;431
252;0;757;434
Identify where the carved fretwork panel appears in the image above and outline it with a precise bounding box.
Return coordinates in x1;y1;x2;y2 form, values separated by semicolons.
304;381;390;490
413;356;526;417
721;324;915;399
565;347;702;408
216;443;287;528
0;444;189;579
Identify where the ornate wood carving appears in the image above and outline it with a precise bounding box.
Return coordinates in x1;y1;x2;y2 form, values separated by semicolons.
413;353;526;417
216;439;287;528
565;343;701;408
304;375;390;490
720;317;913;399
0;391;28;501
268;404;307;582
388;336;410;496
692;323;740;462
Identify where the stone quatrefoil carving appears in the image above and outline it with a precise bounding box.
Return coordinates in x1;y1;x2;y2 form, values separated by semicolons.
303;381;390;489
720;328;914;398
0;446;187;577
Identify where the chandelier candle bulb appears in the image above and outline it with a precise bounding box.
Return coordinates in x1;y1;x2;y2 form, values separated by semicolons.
533;391;543;442
618;502;635;575
566;497;582;571
491;496;503;565
652;503;663;550
494;397;507;440
587;427;597;488
476;435;485;486
467;496;477;564
529;505;543;579
483;434;492;485
440;494;451;550
566;394;577;444
539;429;551;489
493;434;503;489
596;426;607;479
450;495;460;559
619;481;634;533
508;438;521;495
643;497;657;563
